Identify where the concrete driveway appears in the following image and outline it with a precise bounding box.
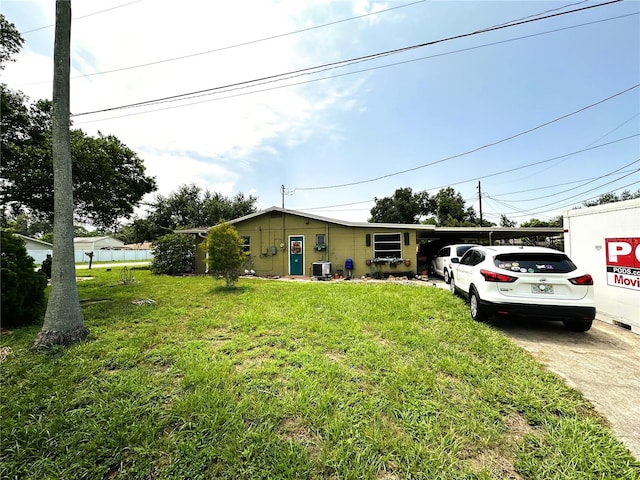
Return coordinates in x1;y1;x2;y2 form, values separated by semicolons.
429;276;640;459
493;317;640;460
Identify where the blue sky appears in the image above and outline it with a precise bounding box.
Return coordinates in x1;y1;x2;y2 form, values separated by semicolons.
2;0;639;224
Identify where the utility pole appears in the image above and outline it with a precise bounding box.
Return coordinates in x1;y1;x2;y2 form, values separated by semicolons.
477;181;483;226
281;185;285;209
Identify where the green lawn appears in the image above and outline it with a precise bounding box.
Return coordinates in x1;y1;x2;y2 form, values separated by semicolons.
1;268;638;480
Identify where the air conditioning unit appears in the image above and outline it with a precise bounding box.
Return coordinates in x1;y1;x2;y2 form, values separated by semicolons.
312;261;331;280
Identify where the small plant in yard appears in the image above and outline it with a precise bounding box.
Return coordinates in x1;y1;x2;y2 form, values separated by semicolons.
1;269;638;479
205;221;245;287
119;266;135;285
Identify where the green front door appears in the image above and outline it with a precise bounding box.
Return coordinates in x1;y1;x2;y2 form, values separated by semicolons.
289;236;304;275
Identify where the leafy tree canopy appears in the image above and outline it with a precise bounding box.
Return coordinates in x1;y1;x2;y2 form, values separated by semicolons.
500;214;517;227
583;189;640;208
0;14;23;69
125;184;258;243
369;187;434;224
369;186;486;226
520;215;562;228
433;187;478;226
0;87;157;230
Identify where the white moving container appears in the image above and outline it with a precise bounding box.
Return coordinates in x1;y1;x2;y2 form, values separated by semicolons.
564;198;640;334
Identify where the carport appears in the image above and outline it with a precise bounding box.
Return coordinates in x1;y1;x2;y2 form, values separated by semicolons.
415;226;565;273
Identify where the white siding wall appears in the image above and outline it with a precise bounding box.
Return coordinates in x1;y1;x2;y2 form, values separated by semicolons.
564;199;640;333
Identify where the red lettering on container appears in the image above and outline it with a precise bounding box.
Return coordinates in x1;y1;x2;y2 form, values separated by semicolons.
614;274;640;288
606;238;640;268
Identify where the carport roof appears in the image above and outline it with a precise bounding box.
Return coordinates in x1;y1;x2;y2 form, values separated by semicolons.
176;206;563;242
419;226;564;242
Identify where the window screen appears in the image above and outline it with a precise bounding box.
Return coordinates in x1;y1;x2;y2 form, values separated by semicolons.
373;233;402;258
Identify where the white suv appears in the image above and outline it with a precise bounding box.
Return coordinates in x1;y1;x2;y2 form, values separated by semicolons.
449;245;596;331
431;244;479;283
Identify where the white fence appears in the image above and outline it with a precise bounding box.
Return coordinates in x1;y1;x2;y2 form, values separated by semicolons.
28;249;153;264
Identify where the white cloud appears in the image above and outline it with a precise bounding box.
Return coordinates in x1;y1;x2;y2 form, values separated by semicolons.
4;0;375;212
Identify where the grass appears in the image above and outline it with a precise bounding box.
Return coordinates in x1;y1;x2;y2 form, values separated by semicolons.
1;268;638;480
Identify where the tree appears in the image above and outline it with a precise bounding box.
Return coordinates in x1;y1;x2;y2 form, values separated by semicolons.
127;184;258;242
433;187;478;226
583;189;640;208
0;209;53;238
0;14;23;69
1;230;48;327
33;0;88;348
369;187;433;223
500;214;517;227
205;222;245;288
149;233;195;275
0;93;157;229
520;216;562;228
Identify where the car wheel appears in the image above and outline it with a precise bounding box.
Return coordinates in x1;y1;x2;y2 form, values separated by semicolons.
449;275;457;295
444;269;450;284
563;319;593;332
469;288;487;322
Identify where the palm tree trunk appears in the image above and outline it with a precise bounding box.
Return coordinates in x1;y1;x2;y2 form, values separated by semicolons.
33;0;89;348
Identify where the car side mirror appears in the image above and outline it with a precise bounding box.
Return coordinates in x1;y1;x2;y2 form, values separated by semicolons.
451;258;460;264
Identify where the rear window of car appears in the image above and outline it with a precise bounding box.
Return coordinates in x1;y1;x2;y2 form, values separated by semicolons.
455;245;474;257
494;253;577;274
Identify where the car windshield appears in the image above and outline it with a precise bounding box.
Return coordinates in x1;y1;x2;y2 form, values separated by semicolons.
494;253;577;274
455;245;474;257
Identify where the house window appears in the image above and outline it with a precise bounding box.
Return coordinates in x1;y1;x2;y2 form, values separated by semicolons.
373;233;402;259
240;236;251;253
315;234;326;250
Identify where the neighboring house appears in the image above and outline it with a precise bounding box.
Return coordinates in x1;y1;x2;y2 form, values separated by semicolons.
15;234;53;264
124;242;152;250
73;236;125;251
179;207;563;278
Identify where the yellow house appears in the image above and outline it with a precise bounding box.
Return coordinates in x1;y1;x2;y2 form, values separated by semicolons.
181;207;434;278
179;206;564;278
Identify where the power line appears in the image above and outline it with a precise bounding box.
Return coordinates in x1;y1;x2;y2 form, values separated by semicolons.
487;159;640;202
506;111;640;180
488;168;640;214
296;135;639;212
487;167;640;198
492;0;590;27
72;11;638;125
15;0;425;87
20;1;144;34
70;0;624;118
294;86;639;191
484;179;640;220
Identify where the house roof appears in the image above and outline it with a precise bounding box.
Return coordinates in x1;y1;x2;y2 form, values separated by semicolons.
176;206;437;234
73;236;122;244
175;206;564;242
124;242;152;250
15;234;52;248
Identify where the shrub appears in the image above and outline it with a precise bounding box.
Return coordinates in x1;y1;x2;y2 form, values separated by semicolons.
150;233;195;275
1;230;48;327
205;222;245;287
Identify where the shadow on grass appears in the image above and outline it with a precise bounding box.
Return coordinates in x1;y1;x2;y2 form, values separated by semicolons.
209;284;253;295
